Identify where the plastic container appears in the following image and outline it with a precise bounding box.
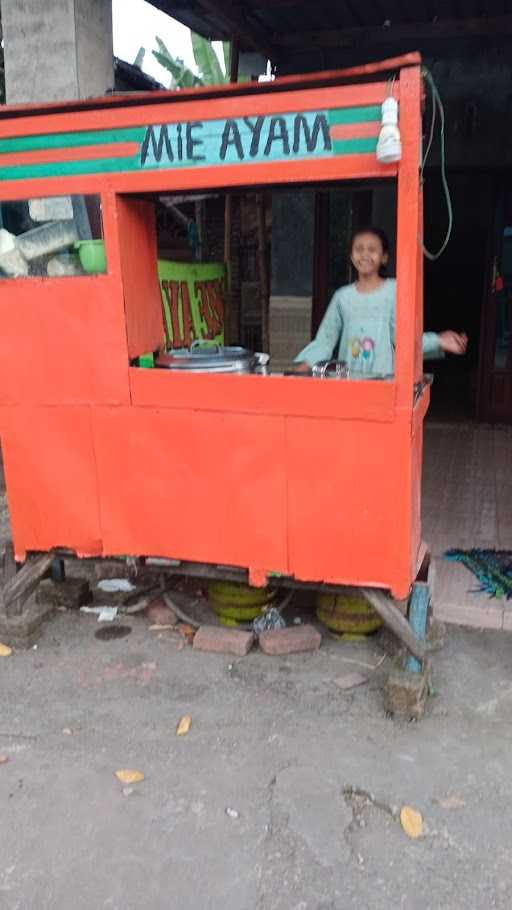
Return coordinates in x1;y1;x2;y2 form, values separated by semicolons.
0;229;29;277
17;220;79;261
47;253;84;277
75;239;107;274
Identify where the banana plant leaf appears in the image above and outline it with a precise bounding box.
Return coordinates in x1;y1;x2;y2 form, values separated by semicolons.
191;32;225;85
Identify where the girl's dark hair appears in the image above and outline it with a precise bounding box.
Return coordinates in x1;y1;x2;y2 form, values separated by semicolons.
350;225;390;277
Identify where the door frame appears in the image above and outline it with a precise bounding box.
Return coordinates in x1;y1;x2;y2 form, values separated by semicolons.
476;175;512;423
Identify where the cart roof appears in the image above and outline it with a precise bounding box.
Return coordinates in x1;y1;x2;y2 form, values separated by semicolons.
0;52;420;121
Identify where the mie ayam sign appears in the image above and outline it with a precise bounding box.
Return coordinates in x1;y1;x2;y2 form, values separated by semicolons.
141;111;334;169
0;106;380;182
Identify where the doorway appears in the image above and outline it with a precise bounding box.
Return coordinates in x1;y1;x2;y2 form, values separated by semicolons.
478;180;512;423
422;173;492;421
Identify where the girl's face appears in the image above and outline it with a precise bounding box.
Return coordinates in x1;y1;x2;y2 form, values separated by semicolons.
351;232;388;279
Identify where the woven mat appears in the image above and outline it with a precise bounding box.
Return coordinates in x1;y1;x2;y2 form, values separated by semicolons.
445;549;512;600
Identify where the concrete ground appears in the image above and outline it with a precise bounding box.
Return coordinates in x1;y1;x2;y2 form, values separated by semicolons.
1;424;512;909
2;612;512;910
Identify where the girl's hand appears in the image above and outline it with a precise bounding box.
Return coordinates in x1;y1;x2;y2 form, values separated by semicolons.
438;331;468;355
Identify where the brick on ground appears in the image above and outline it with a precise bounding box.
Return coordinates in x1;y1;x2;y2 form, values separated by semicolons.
258;624;322;656
36;578;91;609
193;625;254;656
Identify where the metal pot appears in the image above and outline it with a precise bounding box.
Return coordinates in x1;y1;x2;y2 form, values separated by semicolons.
156;342;269;374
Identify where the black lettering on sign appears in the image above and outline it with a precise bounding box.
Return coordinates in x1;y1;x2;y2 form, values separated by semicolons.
264;117;290;157
220;120;244;161
140;125;174;165
292;114;332;154
186;122;205;161
243;117;265;157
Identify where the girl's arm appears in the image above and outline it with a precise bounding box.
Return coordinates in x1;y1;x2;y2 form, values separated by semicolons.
422;331;444;359
294;291;344;366
390;305;467;359
423;331;468;358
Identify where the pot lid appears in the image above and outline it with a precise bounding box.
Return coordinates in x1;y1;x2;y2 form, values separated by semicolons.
156;342;255;371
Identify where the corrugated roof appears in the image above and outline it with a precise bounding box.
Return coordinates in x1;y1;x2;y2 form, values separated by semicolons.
146;1;512;62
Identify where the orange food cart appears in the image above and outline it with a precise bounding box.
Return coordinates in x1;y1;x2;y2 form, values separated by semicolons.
0;53;431;668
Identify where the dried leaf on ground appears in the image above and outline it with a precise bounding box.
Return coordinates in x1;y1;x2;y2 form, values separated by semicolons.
176;715;192;736
0;642;12;657
435;794;466;810
178;623;197;642
400;805;423;839
333;672;369;690
115;769;145;784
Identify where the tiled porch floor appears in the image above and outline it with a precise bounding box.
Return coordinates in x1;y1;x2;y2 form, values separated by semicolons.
423;422;512;629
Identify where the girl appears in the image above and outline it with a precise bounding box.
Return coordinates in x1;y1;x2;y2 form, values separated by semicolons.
295;226;467;375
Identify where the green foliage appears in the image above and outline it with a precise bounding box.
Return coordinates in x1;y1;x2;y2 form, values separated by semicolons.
152;31;229;89
133;47;145;69
191;31;224;85
222;42;231;78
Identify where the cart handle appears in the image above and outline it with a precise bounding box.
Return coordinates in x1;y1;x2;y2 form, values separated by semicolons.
190;340;221;353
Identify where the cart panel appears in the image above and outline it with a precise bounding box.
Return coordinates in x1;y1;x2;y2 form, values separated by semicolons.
286;416;413;596
1;406;102;557
0;275;130;406
113;195;165;359
91;407;288;572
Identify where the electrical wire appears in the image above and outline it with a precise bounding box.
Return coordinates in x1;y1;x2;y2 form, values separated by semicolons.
420;78;436;186
421;66;453;261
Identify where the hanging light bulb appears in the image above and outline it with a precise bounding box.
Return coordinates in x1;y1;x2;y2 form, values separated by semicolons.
376;96;402;164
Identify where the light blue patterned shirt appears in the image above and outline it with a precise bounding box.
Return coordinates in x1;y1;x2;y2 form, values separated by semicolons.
296;279;442;376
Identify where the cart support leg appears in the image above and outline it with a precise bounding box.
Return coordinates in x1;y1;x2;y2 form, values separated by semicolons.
361;587;426;662
405;581;430;673
0;545;55;648
3;553;55;615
